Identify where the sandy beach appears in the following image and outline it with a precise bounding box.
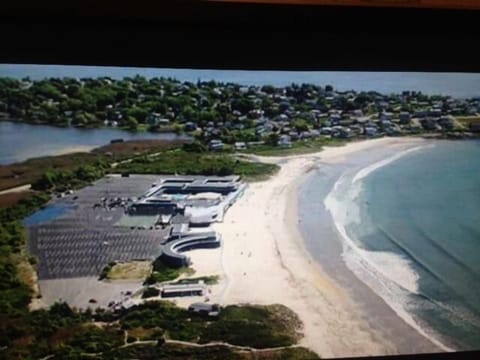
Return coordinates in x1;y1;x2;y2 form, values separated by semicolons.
186;137;442;358
51;145;96;156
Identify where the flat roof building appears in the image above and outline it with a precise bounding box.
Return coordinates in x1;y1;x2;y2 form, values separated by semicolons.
161;283;206;298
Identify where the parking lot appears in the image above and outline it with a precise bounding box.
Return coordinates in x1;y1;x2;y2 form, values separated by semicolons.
27;175;170;279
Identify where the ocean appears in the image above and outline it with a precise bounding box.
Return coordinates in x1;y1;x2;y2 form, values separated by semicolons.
1;64;480;98
323;140;480;350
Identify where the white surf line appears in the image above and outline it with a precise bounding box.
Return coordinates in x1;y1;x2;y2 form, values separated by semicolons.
352;144;434;184
324;161;454;352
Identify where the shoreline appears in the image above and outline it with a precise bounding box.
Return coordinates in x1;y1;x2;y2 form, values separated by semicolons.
187;137;443;357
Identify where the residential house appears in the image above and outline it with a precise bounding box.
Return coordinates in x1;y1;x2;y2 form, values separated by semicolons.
429;108;443;117
399;111;411;124
353;109;364;117
381;112;393;121
234;142;247;151
320;127;333;135
288;131;299;140
438;116;455;130
147;112;169;126
469;123;480;132
414;110;427;118
350;124;363;135
184;122;197;132
188;303;219;317
421;118;437;131
278;135;292;148
209;139;224;151
381;119;393;129
364;126;378;137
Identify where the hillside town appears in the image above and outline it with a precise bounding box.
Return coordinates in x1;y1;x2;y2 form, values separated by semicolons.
1;77;480;152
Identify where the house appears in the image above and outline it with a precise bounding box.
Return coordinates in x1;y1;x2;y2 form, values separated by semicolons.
365;126;378;137
300;131;313;139
255;126;266;135
386;125;402;136
421;118;437;131
329;114;342;125
356;116;370;124
350;124;363;135
381;112;393;121
429;108;443;117
320;127;333;135
147;112;162;125
414;110;427;118
288;131;299;140
278;135;292;148
399;112;411;124
161;283;206;298
337;127;352;138
438;116;455;130
234;142;247;151
381;120;393;128
147;112;169;126
209;139;224;151
353;109;364;117
470;123;480;132
188;303;219;317
247;141;265;147
184;122;197;132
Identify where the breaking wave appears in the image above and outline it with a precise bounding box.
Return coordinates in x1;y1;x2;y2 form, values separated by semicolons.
324;145;454;352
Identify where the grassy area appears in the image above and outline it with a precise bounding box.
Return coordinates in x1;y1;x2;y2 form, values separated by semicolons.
244;137;345;157
105;261;152;281
102;343;319;359
118;301;303;348
455;115;480;129
114;149;280;180
199;304;303;348
144;257;195;285
127;326;162;341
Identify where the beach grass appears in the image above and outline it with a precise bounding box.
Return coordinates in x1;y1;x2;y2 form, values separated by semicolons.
144;257;195;285
106;261;153;281
199;304;303;348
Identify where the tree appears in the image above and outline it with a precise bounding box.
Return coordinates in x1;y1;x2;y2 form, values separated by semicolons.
266;133;279;147
126;116;139;131
293;119;309;132
182;141;207;153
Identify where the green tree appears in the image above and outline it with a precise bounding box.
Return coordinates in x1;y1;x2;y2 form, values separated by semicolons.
266;133;279;147
126;116;139;131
